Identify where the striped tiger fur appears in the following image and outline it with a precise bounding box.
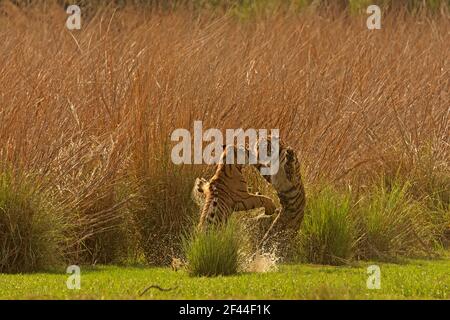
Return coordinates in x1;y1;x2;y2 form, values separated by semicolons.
194;145;277;231
252;136;306;258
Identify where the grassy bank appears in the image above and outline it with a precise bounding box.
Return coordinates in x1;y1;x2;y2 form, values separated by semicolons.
0;258;449;299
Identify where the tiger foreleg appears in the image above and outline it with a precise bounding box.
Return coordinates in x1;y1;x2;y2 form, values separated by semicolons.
235;194;276;216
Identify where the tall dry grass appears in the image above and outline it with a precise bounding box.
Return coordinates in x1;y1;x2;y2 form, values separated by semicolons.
0;2;448;268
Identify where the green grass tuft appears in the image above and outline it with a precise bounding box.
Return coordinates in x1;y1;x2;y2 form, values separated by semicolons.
183;221;244;277
296;186;355;265
0;170;65;273
356;180;438;260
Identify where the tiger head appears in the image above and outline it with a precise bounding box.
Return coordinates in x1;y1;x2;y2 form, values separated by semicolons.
252;136;297;187
218;144;251;170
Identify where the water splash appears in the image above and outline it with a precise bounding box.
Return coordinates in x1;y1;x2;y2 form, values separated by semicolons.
244;250;279;273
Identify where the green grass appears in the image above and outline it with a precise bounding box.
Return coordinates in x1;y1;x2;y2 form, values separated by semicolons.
356;181;439;260
297;187;355;265
1;258;449;299
0;170;65;273
183;222;244;277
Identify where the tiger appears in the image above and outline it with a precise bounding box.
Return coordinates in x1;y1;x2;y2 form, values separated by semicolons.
251;136;306;259
194;144;277;231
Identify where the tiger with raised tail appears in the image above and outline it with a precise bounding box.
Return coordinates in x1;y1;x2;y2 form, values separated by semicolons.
194;145;277;231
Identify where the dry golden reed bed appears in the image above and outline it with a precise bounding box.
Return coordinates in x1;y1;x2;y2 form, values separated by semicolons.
0;2;448;269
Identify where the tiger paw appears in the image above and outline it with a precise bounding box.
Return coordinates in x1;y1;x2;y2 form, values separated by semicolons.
264;206;280;216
